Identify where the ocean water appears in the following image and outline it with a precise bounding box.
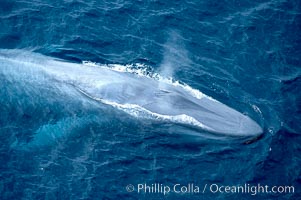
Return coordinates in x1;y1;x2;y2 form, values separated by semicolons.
0;0;300;199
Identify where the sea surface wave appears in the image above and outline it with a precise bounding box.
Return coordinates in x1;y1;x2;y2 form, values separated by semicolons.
0;0;300;199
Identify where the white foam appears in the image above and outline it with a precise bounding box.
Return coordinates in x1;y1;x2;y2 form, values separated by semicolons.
101;99;213;131
75;86;214;131
82;61;216;101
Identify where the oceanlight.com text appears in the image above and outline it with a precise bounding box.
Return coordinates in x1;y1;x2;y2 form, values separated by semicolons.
209;183;294;196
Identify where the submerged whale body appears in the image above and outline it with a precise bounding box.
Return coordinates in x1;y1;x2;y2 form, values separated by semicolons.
0;49;263;139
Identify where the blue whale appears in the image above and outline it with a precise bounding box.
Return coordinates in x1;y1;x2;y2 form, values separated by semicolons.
0;49;263;142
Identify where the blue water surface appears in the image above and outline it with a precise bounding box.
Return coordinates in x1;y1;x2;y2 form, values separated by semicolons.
0;0;300;199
